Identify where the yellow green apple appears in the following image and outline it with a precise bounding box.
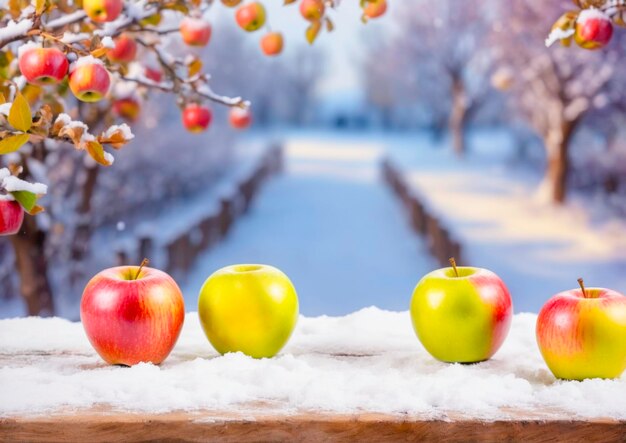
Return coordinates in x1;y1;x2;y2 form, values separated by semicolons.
536;279;626;380
198;264;299;358
410;259;513;363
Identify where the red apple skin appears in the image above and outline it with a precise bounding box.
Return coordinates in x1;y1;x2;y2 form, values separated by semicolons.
113;97;140;121
182;104;212;133
363;0;387;19
261;32;284;56
537;288;626;380
180;18;212;47
83;0;123;23
300;0;325;21
81;266;185;366
106;35;137;63
235;2;266;32
575;11;613;50
229;107;252;129
18;47;69;85
69;62;111;102
0;200;24;236
144;66;162;83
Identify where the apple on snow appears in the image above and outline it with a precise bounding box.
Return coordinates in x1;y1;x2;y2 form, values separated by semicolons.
81;260;185;366
198;264;299;359
410;258;513;363
536;278;626;380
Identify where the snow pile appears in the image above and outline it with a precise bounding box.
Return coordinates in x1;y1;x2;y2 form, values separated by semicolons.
0;309;624;419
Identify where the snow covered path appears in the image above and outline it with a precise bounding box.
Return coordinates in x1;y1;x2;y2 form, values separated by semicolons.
181;138;435;315
181;136;435;316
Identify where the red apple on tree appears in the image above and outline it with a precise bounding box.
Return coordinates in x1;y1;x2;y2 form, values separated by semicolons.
536;278;626;380
113;97;141;121
106;34;137;63
18;46;69;85
260;32;284;56
83;0;123;23
144;66;163;83
69;58;111;102
0;200;24;236
363;0;387;19
80;259;185;366
182;103;212;133
229;106;252;129
410;258;513;363
235;2;267;32
575;8;613;50
300;0;325;21
180;17;212;47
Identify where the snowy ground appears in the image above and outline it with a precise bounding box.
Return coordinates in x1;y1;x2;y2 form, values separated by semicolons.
1;310;624;419
387;130;626;313
180;135;435;316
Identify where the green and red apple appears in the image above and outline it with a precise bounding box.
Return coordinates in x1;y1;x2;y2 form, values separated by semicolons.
180;17;212;47
198;264;299;359
410;259;513;363
235;2;266;32
300;0;325;21
69;59;111;102
18;47;68;85
0;200;24;236
260;32;284;56
182;103;212;133
81;261;185;366
106;34;137;63
536;279;626;380
83;0;123;23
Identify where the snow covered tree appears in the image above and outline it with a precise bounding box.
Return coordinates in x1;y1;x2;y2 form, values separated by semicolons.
492;0;626;204
363;0;493;155
0;0;389;315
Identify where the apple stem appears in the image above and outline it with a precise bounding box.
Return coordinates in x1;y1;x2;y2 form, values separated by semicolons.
578;278;587;298
134;258;150;280
449;257;459;277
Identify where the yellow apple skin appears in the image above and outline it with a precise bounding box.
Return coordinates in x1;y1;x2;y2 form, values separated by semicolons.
198;264;299;358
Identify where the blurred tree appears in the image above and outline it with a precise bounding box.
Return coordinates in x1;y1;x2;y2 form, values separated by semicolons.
492;0;626;204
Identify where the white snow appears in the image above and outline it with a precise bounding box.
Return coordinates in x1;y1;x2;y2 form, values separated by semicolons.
545;28;575;48
102;123;134;140
0;309;624;419
101;36;115;49
16;41;39;58
0;168;47;195
0;19;33;43
387;131;626;313
69;55;105;73
0;102;11;116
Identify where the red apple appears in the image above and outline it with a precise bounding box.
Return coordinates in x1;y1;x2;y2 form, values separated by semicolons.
0;200;24;236
83;0;123;23
18;47;68;85
180;18;212;47
536;279;626;380
106;34;137;63
113;97;140;121
235;2;266;32
69;59;111;102
363;0;387;19
182;103;212;133
144;66;162;83
80;262;185;366
229;107;252;129
300;0;325;21
260;32;284;56
575;9;613;50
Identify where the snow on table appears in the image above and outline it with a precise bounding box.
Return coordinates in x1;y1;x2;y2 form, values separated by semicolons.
387;131;626;313
1;309;624;421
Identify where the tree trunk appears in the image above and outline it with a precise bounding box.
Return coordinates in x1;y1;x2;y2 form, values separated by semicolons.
9;215;54;316
542;122;575;205
449;76;468;157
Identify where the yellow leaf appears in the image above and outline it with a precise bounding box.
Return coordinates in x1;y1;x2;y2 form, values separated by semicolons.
0;93;5;104
283;0;297;4
8;92;32;132
35;0;45;15
306;21;322;45
188;58;202;78
325;17;334;32
91;46;108;58
0;133;30;154
85;140;112;166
